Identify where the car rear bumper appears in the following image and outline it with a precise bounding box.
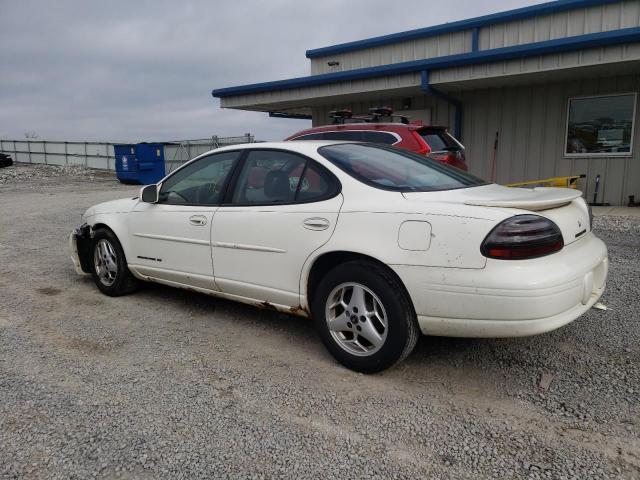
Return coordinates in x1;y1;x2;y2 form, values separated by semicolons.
69;224;92;275
392;232;608;337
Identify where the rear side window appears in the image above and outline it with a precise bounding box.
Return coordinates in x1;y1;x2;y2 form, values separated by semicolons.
322;131;363;141
230;150;339;204
232;151;305;204
296;162;335;202
361;131;399;145
419;129;461;152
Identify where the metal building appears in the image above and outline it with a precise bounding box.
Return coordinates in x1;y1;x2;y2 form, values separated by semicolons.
213;0;640;205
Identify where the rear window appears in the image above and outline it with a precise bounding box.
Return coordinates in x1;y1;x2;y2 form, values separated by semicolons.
319;143;486;192
419;129;461;152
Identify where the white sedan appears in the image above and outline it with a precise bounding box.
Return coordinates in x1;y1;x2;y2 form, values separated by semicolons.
70;141;608;372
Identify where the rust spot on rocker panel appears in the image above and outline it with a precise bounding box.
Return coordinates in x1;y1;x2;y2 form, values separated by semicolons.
255;301;310;317
289;305;310;317
144;278;310;317
256;301;277;311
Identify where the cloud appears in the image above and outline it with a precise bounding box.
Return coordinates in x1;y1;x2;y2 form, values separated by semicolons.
0;0;540;142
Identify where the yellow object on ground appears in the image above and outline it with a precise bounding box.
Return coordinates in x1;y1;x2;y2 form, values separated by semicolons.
506;175;585;189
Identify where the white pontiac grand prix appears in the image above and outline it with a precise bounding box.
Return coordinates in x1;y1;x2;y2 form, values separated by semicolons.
70;141;608;372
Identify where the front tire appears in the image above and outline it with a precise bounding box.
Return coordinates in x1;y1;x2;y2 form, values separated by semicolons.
312;260;419;373
91;228;138;296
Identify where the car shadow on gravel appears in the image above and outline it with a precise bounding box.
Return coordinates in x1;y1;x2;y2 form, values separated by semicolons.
132;281;313;336
98;278;630;402
123;281;532;378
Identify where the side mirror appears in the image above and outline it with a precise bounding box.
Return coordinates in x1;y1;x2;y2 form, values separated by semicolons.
140;184;159;203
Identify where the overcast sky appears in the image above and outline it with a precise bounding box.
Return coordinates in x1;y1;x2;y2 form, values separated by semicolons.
0;0;541;142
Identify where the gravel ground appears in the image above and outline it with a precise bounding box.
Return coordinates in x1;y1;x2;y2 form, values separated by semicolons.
0;163;638;479
0;163;105;186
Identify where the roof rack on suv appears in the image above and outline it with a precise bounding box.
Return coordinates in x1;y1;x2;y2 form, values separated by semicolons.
329;109;353;123
329;106;409;125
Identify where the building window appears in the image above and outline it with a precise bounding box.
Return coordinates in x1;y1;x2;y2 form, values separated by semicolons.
565;93;636;157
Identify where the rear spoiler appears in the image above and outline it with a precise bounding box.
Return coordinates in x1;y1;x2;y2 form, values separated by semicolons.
408;124;448;131
464;187;582;211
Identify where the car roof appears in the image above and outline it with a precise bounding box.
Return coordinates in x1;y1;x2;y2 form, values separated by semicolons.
286;123;448;137
205;140;347;155
300;123;415;130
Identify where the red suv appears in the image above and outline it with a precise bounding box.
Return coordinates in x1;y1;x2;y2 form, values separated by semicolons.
285;108;468;171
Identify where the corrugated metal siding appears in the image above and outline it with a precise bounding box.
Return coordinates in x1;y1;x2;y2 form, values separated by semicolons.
310;31;472;75
311;95;455;129
309;1;640;76
478;1;640;49
429;42;640;84
457;74;640;205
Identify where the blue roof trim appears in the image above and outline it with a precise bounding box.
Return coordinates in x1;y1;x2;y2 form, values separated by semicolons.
305;0;621;58
212;27;640;98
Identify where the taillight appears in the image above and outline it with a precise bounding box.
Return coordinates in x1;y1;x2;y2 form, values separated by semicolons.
428;150;467;170
428;151;449;162
410;131;430;155
481;215;564;260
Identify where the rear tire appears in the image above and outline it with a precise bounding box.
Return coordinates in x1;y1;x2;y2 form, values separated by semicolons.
90;228;138;296
312;260;419;373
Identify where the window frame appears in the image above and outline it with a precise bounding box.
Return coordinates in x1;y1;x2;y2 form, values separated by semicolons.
222;148;342;207
564;92;637;158
156;150;243;207
289;132;326;141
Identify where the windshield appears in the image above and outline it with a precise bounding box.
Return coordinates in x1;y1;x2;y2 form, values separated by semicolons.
318;143;487;192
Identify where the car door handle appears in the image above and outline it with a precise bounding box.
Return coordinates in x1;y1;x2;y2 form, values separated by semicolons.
303;217;330;231
189;215;207;226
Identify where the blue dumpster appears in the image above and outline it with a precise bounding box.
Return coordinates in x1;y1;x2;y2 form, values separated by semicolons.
114;143;166;185
114;144;138;184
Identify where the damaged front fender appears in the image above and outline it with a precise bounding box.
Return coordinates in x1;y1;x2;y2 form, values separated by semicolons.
69;223;93;274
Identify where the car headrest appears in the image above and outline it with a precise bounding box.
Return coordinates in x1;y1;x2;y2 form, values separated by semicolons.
264;171;291;199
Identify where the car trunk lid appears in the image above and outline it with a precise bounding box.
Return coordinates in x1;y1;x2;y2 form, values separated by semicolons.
403;184;591;245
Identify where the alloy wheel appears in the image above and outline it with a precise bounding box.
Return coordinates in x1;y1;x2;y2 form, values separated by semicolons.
325;282;388;356
93;239;118;287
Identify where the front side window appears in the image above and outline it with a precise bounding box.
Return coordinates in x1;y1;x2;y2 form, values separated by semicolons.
231;150;338;204
566;93;636;156
319;143;486;192
158;151;240;205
